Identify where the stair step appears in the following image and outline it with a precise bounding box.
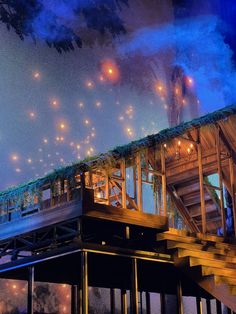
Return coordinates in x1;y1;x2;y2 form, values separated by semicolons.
176;248;236;264
202;266;236;278
189;257;236;269
166;240;236;257
214;275;236;286
229;286;236;295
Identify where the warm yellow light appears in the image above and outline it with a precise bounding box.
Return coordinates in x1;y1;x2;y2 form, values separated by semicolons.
178;140;181;146
11;154;19;161
33;71;41;80
27;158;32;163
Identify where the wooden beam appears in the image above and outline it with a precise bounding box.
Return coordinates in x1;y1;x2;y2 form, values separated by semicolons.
71;285;78;314
229;157;236;236
216;300;222;314
145;292;151;314
206;299;211;314
136;152;143;211
161;145;167;216
218;123;236;165
167;186;199;233
216;126;226;236
197;130;206;234
105;172;110;205
196;297;203;314
81;251;88;314
176;279;183;314
121;289;127;314
27;266;34;314
120;159;127;209
111;180;139;210
160;293;166;314
130;258;139;314
110;288;115;314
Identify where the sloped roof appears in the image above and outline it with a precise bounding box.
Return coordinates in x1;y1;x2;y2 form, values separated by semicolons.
1;105;236;198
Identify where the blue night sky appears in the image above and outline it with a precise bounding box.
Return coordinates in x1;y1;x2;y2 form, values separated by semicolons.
0;0;236;191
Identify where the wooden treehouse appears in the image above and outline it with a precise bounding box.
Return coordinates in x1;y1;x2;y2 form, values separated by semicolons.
0;106;236;313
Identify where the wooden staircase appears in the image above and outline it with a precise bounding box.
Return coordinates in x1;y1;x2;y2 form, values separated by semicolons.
173;178;222;233
156;228;236;312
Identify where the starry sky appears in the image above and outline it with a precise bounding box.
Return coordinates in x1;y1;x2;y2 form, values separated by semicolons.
0;0;236;192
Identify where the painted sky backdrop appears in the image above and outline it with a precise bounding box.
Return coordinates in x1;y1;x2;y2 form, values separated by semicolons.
0;0;236;192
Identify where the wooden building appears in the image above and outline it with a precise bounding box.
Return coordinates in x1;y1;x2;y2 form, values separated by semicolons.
0;105;236;313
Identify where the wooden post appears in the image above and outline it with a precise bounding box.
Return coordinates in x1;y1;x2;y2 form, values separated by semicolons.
121;289;127;314
197;130;206;234
216;300;222;314
80;172;85;202
140;291;143;314
71;285;78;314
133;165;137;202
216;127;226;236
130;258;138;314
160;293;166;314
27;266;34;314
136;152;143;211
121;159;127;209
206;299;211;314
229;157;236;236
146;292;151;314
80;251;88;314
105;172;110;205
176;280;183;314
110;288;115;314
161;145;167;216
196;297;203;314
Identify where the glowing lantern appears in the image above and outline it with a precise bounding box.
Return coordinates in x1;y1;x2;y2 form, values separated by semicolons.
101;59;120;83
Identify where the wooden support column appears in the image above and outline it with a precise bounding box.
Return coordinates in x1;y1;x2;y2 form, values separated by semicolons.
140;291;143;314
105;172;110;205
229;157;236;236
136;152;143;211
216;127;226;236
196;297;203;314
206;299;211;314
145;292;151;314
130;258;138;314
161;145;167;216
71;285;78;314
121;289;127;314
160;293;166;314
216;300;222;314
110;288;115;314
80;251;88;314
27;266;34;314
176;280;183;314
197;130;206;234
121;159;127;209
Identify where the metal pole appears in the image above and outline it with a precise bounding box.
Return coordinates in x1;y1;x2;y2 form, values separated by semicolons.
196;297;203;314
110;288;115;314
130;258;138;314
160;293;166;314
145;292;151;314
27;266;34;314
121;289;127;314
176;280;183;314
80;251;88;314
71;285;78;314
